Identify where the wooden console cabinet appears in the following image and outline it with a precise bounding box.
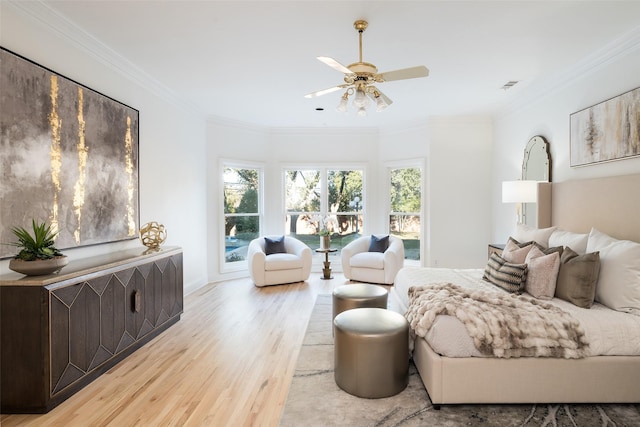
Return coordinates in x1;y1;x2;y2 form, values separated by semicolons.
1;246;183;413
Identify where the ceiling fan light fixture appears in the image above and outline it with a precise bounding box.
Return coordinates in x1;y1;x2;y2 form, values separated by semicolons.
356;106;367;117
373;91;388;112
353;88;369;108
336;92;349;113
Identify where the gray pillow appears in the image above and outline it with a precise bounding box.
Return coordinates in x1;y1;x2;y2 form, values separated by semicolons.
368;235;390;253
554;247;600;309
483;252;528;293
264;236;286;255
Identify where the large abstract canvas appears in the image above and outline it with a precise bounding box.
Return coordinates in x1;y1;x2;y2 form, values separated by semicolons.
570;87;640;167
0;48;139;258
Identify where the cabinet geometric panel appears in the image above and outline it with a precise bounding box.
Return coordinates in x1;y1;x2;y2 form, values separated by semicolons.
1;247;183;413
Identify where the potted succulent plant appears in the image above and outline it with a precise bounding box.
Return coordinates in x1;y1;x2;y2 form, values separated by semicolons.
7;219;68;276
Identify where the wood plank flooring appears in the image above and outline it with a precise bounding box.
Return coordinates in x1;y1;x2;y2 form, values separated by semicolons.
1;273;351;426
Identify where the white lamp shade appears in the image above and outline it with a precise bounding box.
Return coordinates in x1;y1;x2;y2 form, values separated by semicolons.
502;180;538;203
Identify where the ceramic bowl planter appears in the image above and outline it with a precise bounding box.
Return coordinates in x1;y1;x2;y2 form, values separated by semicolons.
9;256;69;276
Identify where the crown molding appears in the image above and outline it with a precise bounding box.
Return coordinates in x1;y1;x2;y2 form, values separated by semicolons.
207;116;268;133
7;0;203;117
497;25;640;118
267;126;379;136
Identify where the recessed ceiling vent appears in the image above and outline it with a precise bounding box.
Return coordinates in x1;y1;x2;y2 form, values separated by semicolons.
501;81;519;91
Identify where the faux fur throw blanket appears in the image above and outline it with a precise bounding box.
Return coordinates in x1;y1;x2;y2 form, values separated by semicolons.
405;283;590;359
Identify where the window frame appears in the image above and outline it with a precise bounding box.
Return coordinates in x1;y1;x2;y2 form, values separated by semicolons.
220;159;264;273
385;158;425;265
282;163;366;257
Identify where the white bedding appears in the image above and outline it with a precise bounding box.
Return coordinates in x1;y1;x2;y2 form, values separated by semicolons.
393;266;640;357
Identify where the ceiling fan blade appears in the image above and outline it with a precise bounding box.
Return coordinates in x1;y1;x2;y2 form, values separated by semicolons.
304;84;349;99
317;56;354;75
378;65;429;82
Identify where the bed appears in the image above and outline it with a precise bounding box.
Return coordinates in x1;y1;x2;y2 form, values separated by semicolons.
389;173;640;405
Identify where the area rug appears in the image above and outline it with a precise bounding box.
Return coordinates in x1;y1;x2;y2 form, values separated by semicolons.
279;295;640;427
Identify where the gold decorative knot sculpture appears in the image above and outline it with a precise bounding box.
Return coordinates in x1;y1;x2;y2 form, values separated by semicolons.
140;222;167;249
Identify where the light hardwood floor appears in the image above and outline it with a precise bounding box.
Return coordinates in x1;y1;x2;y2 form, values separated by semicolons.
1;272;352;426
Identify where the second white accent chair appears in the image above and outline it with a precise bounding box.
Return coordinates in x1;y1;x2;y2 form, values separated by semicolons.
341;235;405;285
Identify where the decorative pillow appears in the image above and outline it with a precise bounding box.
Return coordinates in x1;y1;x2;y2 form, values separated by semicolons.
524;245;561;300
549;229;589;255
264;235;286;255
555;247;600;309
586;228;640;315
513;223;557;248
368;235;390;253
483;252;528;293
502;237;535;264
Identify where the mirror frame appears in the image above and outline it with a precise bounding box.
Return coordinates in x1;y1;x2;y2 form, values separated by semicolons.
522;135;551;183
522;135;551;227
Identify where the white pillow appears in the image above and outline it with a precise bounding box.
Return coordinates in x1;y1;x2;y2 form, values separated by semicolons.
549;229;589;255
513;223;556;248
586;228;640;316
524;245;561;300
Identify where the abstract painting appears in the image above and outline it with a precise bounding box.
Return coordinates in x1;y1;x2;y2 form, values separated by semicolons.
0;48;139;258
570;87;640;167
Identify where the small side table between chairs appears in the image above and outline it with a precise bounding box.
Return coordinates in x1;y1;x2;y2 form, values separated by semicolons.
316;248;337;279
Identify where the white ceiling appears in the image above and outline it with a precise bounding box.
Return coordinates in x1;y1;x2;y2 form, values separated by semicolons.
36;1;640;129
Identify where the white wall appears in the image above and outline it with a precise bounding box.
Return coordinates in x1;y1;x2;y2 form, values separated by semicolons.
492;38;640;243
427;117;493;268
1;3;209;293
382;117;494;269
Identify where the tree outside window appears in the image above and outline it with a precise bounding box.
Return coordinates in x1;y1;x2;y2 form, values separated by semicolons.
223;166;261;265
285;168;364;253
389;167;421;261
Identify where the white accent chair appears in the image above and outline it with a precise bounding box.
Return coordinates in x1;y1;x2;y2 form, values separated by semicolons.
247;235;312;287
341;235;405;285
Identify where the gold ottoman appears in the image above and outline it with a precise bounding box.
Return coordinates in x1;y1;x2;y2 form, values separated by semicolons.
332;284;388;320
334;308;409;398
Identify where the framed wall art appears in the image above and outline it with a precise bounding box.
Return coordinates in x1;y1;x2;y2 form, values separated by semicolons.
570;87;640;167
0;48;140;258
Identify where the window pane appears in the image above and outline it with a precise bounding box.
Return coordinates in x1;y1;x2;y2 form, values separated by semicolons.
285;170;320;212
390;167;421;212
328;170;363;213
223;165;260;266
224;167;259;214
224;216;259;263
284;167;364;255
390;214;420;261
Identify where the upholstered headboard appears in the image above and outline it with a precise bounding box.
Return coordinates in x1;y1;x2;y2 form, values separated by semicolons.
537;174;640;243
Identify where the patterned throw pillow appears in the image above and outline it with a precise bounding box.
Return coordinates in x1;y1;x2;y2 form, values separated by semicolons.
483;252;528;293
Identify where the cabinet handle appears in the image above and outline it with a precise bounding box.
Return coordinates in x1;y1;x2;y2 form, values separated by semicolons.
132;291;141;312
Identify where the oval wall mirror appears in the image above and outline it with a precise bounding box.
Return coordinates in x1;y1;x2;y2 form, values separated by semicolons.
522;136;551;226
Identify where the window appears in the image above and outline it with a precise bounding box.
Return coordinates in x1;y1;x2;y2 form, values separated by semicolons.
223;163;262;268
284;167;364;253
389;165;422;261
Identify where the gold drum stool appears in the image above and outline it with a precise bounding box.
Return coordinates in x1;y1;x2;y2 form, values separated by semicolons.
334;307;409;398
332;284;388;320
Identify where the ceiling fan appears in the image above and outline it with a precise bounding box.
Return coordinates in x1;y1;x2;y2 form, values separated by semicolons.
305;20;429;115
